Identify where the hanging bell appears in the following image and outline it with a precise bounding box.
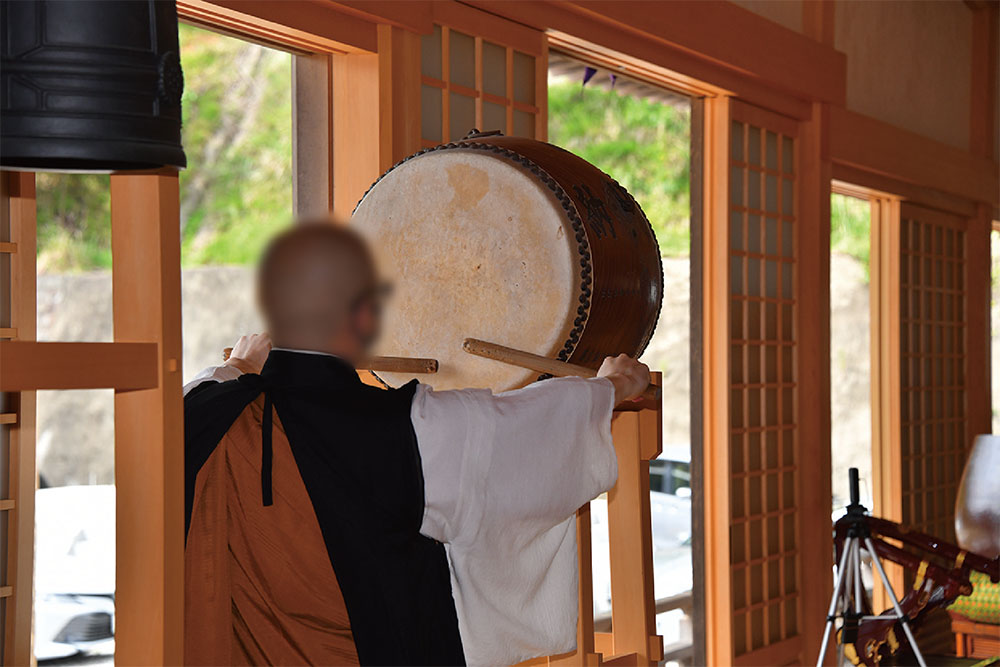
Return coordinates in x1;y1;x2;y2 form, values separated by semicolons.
0;0;187;171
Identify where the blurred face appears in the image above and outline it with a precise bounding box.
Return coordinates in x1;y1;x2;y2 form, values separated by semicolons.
348;282;391;355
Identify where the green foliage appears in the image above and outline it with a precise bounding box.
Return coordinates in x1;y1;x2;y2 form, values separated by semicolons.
830;193;871;279
177;24;293;267
35;173;112;272
35;24;292;272
547;79;691;256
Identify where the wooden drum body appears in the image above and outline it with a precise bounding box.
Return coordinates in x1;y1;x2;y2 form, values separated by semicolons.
351;135;662;391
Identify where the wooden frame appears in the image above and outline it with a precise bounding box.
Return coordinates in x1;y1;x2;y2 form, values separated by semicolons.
0;171;38;667
466;0;844;119
109;172;186;664
177;0;376;53
829;107;999;207
0;342;158;392
701;94;831;666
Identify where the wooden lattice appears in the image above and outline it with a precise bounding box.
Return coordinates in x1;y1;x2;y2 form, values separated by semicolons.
728;111;800;656
419;24;541;146
898;206;969;541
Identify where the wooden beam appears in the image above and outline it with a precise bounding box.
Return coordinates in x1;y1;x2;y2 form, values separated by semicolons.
0;500;14;511
110;172;185;665
801;0;835;46
832;164;978;218
969;2;998;157
177;0;375;53
796;102;834;665
0;414;16;425
1;170;36;667
734;635;802;667
433;1;544;55
0;342;158;391
331;1;433;35
829;106;999;206
0;242;15;253
466;0;846;108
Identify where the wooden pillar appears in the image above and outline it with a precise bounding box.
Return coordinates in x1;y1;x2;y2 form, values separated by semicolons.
1;171;38;666
377;24;421;171
967;203;992;438
332;24;420;220
607;391;663;665
700;94;734;667
332;51;380;220
110;172;184;665
293;53;334;218
797;101;834;664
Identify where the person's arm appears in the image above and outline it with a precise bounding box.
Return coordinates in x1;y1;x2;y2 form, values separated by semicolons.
183;333;271;396
413;354;649;543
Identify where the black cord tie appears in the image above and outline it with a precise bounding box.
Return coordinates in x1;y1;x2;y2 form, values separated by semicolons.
261;390;274;506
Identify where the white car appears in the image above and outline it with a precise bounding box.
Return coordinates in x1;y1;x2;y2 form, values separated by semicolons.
34;485;116;661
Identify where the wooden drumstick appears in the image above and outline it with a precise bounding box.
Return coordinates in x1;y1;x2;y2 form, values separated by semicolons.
223;347;438;374
462;338;661;401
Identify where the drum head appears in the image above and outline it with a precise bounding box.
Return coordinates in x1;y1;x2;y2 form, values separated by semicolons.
352;148;582;392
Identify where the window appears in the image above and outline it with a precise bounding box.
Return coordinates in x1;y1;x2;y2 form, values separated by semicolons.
829;192;873;510
548;53;694;656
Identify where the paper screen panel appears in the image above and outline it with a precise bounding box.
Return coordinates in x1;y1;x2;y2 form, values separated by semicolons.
419;24;541;146
729;107;800;660
898;205;969;541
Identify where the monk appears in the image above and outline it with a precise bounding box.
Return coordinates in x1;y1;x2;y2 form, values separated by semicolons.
183;221;650;666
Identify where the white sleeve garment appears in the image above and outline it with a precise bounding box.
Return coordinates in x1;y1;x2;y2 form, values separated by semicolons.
411;376;618;666
182;364;243;396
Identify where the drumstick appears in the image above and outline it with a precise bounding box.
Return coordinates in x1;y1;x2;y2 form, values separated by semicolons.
462;338;660;401
223;347;438;374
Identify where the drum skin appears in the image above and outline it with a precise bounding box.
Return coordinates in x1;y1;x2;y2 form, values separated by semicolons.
353;134;662;389
469;137;663;369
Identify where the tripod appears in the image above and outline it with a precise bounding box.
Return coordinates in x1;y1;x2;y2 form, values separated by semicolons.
815;469;927;667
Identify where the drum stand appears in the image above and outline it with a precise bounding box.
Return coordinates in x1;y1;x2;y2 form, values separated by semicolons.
816;469;927;667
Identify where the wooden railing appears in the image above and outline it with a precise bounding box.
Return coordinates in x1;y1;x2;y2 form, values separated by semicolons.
594;590;695;665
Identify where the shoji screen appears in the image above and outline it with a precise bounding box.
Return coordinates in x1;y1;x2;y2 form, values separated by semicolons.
728;102;800;663
704;98;816;667
897;203;970;540
419;8;546;146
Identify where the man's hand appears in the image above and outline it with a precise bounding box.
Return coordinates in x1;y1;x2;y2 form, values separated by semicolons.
597;354;651;404
225;333;272;374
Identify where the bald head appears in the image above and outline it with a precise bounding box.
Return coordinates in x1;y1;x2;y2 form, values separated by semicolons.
258;220;380;358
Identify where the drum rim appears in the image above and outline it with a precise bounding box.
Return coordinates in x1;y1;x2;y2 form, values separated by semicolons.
353;138;595;368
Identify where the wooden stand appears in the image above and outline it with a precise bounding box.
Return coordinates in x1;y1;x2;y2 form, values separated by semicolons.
543;372;665;667
951;612;1000;660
